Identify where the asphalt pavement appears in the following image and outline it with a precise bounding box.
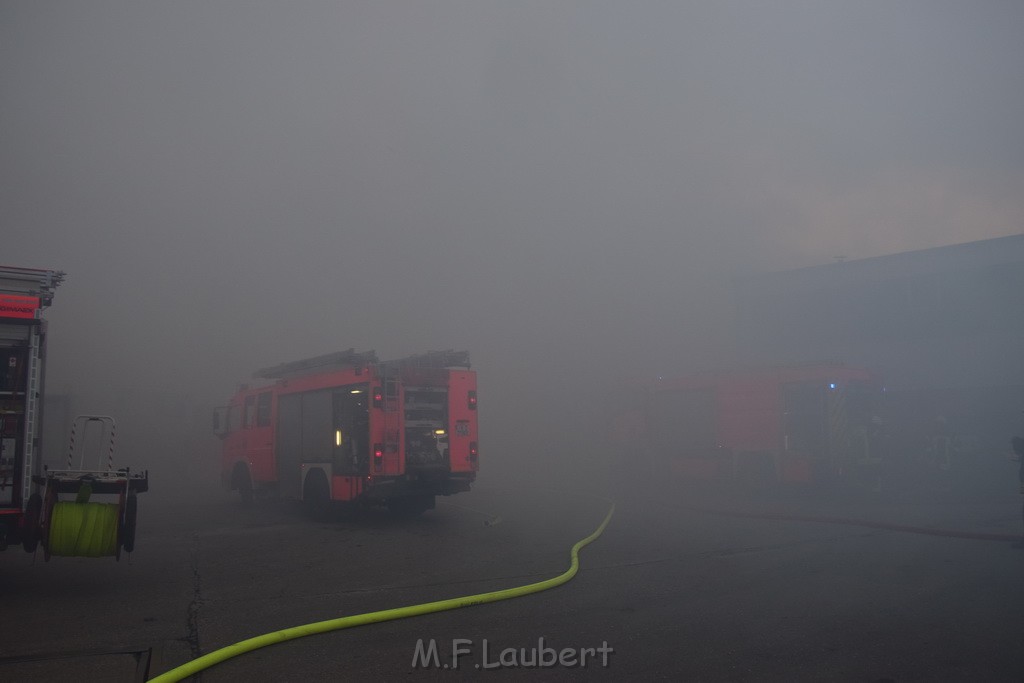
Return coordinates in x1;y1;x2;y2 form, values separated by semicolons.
2;474;1023;682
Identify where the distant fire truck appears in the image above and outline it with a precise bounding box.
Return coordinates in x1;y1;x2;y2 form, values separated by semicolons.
215;349;478;516
616;364;884;487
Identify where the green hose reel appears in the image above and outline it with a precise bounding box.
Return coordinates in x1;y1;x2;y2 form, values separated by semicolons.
48;501;120;558
28;415;148;561
31;471;145;561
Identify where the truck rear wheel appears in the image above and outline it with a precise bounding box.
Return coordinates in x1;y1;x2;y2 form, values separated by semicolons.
303;469;332;521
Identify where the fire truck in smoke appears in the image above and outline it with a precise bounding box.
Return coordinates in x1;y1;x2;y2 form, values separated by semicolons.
214;349;478;516
1;266;148;558
616;363;885;488
0;266;61;551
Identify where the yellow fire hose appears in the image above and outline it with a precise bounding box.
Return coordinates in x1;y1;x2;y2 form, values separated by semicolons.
148;503;615;683
48;501;120;558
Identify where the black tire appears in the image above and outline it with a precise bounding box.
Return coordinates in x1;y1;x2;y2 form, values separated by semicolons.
121;492;138;553
21;493;42;553
303;469;332;521
234;464;254;506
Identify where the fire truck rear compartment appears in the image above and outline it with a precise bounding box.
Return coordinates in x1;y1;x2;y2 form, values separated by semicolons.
403;387;449;471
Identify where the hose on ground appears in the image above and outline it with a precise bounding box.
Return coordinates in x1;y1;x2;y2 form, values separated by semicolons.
147;503;615;682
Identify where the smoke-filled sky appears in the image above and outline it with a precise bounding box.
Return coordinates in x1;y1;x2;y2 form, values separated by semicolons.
3;2;1023;456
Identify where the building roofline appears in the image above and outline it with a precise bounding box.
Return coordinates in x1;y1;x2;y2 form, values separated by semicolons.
745;233;1024;285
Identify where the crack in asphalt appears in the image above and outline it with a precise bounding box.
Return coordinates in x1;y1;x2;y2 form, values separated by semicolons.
185;533;204;661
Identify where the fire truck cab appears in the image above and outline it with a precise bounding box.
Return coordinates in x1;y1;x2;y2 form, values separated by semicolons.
215;349;478;516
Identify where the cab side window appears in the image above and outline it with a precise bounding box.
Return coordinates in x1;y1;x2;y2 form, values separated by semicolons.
227;405;242;432
244;395;256;428
257;392;272;427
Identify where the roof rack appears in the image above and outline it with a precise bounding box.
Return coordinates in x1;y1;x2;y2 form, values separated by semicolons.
381;349;471;371
255;348;379;379
0;265;65;308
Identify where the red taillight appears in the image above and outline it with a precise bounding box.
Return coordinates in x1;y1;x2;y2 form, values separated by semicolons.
374;443;383;470
469;441;478;461
373;388;383;408
468;390;477;410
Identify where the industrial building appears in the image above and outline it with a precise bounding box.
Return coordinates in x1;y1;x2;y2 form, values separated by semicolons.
732;233;1024;469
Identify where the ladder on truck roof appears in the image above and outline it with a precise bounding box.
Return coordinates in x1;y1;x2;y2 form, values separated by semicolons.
253;348;470;381
0;265;65;308
17;326;43;508
380;349;471;371
255;348;380;379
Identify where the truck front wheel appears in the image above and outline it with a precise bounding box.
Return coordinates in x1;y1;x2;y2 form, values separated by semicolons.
232;463;253;506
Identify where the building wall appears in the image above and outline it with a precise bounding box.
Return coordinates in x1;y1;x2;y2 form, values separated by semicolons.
732;234;1024;454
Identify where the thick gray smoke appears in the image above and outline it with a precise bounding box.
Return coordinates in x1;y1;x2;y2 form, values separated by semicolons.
3;2;1022;488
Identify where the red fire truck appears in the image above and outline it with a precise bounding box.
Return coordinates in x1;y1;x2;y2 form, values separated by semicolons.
619;363;884;487
2;266;148;558
0;266;62;550
214;349;478;516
